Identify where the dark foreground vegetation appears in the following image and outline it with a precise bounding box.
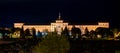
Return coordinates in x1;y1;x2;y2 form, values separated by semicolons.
0;38;120;53
0;39;40;53
0;26;120;53
69;39;116;53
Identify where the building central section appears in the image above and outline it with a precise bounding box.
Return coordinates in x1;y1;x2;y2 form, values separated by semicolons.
51;20;68;34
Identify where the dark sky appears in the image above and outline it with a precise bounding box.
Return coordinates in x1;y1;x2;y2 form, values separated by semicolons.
0;0;119;28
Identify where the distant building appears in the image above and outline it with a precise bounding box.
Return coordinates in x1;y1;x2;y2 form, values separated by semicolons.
14;13;109;35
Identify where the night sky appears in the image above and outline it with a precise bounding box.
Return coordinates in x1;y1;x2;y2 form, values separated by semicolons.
0;0;119;28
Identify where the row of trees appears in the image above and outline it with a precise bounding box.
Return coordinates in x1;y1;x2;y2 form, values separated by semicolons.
0;27;38;39
11;26;115;39
62;26;114;40
0;26;116;40
20;26;37;39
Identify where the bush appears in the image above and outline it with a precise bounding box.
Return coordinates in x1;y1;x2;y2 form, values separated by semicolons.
33;33;70;53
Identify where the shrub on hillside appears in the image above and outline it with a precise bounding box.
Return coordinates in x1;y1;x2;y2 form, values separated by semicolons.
33;33;70;53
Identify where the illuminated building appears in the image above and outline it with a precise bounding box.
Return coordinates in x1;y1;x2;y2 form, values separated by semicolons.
14;13;109;35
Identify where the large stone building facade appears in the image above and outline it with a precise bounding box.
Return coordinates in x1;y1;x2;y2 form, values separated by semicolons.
14;14;109;35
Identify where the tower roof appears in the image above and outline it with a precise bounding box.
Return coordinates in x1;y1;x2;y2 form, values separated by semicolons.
58;12;61;20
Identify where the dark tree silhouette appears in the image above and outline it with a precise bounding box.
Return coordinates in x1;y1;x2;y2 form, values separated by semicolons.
20;26;25;39
89;30;96;39
71;26;81;39
95;27;114;38
11;27;21;33
76;28;82;39
37;31;42;38
62;26;69;37
84;27;89;37
25;28;31;37
32;28;36;39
